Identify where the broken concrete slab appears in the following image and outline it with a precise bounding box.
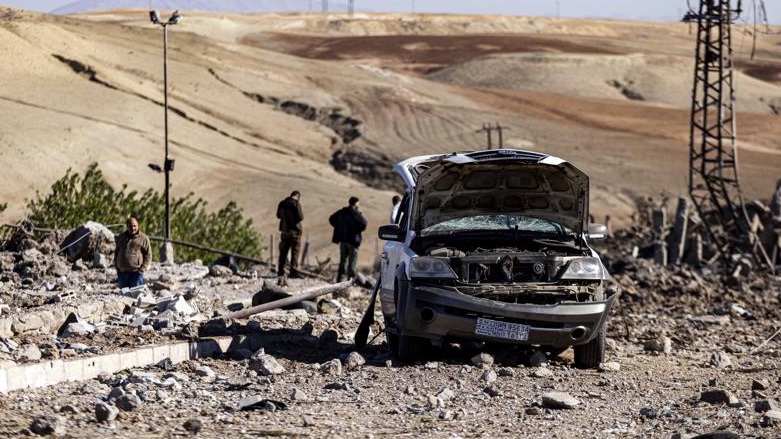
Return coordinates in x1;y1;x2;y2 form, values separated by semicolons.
0;335;247;394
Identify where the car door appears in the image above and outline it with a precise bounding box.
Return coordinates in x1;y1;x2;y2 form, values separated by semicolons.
379;191;411;316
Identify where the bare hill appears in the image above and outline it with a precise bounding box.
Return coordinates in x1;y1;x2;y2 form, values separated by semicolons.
1;8;781;267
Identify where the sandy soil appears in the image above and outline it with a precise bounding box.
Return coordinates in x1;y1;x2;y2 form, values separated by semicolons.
0;7;780;269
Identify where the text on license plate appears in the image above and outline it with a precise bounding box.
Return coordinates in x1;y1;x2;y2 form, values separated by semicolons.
474;317;530;341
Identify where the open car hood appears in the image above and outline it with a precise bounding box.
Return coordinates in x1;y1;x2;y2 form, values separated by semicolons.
395;150;590;235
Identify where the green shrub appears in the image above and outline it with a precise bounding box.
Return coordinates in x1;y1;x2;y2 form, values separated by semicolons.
26;163;262;264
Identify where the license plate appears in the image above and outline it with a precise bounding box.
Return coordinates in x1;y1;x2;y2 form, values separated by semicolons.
475;317;530;341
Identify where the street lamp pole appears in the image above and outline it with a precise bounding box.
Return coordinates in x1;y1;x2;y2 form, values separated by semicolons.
150;9;181;263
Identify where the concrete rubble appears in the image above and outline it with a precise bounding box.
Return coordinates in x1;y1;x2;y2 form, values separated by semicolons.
0;219;778;438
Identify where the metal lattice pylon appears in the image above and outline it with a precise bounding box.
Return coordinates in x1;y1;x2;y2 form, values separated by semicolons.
687;0;758;265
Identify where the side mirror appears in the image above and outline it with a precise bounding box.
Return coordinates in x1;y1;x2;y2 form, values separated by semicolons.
378;224;404;242
587;223;608;240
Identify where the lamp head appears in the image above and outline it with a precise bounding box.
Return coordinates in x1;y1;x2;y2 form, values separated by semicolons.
149;10;160;24
168;10;182;25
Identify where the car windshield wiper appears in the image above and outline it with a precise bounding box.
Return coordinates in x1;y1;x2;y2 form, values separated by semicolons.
531;236;580;250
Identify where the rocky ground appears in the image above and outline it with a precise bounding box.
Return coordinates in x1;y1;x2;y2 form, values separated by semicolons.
0;221;779;439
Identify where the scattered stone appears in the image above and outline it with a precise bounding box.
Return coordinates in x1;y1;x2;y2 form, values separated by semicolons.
434;409;453;420
115;393;142;411
320;359;342;376
107;387;125;401
599;361;621;372
497;368;515;377
195;365;216;380
755;399;779;413
95;401;119;423
29;414;66;436
209;264;233;277
238;396;287;412
639;407;657;418
525;406;542;416
253;354;286;376
541;392;580;409
183;419;202;434
700;389;738;406
343;351;365;370
16;343;42;362
291;388;308;401
751;379;770;391
643;336;672;354
707;351;732;368
324;382;348;390
471;353;494;369
531;368;554;378
59;404;80;415
483;385;501;397
437;388;455;402
481;369;497;384
760;410;781;427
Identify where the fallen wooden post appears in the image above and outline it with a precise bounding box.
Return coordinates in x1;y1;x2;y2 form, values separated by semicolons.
220;280;353;320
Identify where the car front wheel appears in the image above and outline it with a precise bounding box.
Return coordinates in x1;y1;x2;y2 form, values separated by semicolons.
383;314;399;355
573;324;606;369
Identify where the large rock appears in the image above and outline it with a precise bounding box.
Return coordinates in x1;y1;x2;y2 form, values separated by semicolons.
59;221;115;263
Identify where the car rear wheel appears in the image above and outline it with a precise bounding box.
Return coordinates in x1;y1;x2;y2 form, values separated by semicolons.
574;324;606;369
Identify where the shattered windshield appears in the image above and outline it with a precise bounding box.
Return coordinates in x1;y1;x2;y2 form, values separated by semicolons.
420;214;571;237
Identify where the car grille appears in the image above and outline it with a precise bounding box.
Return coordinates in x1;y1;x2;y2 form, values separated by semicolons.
453;284;574;305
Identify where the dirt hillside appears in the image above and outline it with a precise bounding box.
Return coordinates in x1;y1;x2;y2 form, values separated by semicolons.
1;8;780;267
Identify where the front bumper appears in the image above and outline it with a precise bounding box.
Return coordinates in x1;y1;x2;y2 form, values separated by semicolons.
394;285;616;348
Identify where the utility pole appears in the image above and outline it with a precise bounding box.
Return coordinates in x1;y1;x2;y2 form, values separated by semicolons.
322;0;327;12
149;9;182;264
495;122;508;148
477;123;509;150
349;0;354;14
478;123;493;150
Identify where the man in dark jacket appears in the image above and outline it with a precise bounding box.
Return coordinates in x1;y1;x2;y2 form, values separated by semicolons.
329;196;367;282
114;216;152;289
276;190;304;279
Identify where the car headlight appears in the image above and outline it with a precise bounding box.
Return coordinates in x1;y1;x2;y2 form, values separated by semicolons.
560;257;608;280
409;256;457;279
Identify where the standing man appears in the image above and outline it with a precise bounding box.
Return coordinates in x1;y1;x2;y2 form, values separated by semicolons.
329;196;368;282
276;190;304;280
114;215;152;289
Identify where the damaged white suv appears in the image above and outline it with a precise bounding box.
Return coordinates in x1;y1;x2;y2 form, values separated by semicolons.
378;149;616;368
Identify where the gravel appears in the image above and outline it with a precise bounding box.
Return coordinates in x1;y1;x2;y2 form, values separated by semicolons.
0;225;780;438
